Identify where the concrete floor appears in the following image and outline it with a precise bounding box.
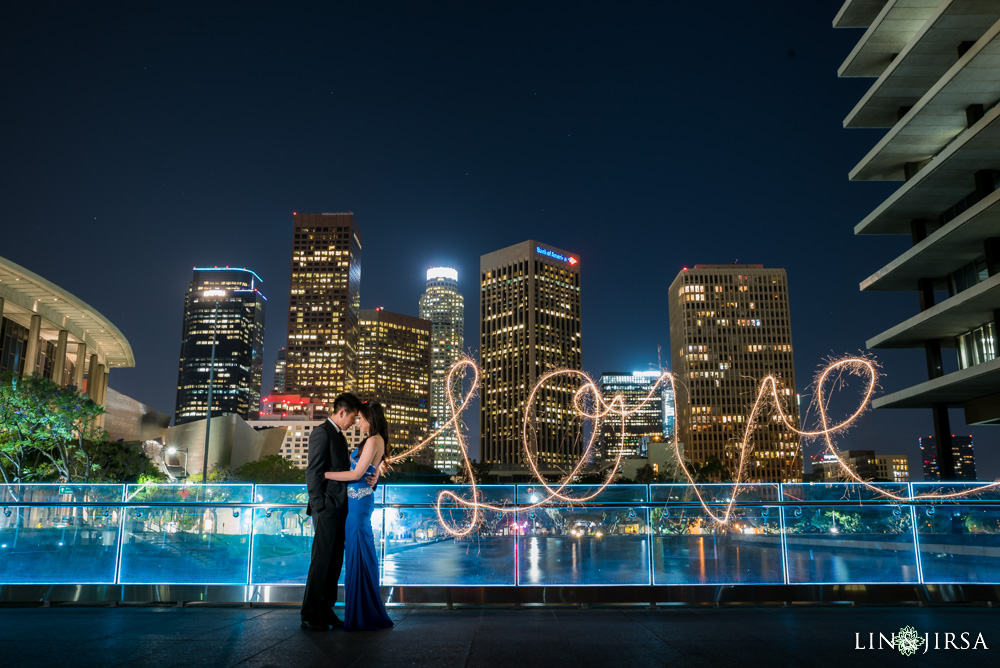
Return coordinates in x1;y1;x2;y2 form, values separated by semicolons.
0;605;996;667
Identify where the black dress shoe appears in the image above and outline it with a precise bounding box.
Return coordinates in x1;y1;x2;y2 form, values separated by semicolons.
322;615;345;628
300;620;331;632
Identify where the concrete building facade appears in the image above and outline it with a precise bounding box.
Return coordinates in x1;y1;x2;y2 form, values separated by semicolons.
284;213;362;404
163;414;285;479
480;241;582;475
836;1;1000;477
357;308;432;464
668;265;801;483
0;255;134;426
812;450;910;483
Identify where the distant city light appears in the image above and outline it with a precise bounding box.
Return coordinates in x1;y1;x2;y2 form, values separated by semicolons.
427;267;458;282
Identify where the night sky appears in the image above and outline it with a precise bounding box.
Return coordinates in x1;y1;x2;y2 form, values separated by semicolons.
2;1;994;479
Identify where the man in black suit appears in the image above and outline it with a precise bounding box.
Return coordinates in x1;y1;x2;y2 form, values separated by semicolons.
300;392;371;631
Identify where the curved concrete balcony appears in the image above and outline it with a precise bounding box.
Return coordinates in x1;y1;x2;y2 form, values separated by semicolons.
844;1;1000;128
0;255;134;370
855;100;1000;234
866;270;1000;347
873;354;1000;408
860;188;1000;291
834;0;891;29
850;22;1000;180
838;0;946;79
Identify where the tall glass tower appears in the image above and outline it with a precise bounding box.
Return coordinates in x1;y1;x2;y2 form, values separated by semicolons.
272;346;286;393
418;267;465;472
174;267;266;425
596;371;672;460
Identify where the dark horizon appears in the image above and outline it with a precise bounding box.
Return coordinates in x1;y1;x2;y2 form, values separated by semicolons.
1;1;995;479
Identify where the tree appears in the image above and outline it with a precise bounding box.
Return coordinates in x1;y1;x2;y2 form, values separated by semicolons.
0;372;104;488
690;455;732;483
574;468;621;484
233;455;304;483
185;458;305;484
633;463;656;484
451;459;492;485
187;464;237;483
83;440;166;483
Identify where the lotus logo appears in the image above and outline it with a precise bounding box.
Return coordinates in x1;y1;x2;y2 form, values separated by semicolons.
894;626;924;656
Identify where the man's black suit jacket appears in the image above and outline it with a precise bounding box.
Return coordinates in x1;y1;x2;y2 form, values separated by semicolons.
305;420;350;516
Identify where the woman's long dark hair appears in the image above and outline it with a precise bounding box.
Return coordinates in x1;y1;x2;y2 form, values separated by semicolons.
359;400;389;457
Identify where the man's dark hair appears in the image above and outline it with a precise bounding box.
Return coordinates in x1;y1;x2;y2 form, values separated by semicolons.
332;392;362;415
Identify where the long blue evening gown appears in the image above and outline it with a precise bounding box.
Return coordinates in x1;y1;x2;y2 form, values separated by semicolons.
344;445;393;631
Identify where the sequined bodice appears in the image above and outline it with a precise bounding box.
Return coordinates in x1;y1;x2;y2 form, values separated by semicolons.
347;447;377;500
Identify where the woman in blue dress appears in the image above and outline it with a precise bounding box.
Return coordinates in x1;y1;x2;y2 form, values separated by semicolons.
324;400;394;631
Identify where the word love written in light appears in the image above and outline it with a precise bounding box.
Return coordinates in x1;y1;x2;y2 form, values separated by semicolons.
384;357;1000;535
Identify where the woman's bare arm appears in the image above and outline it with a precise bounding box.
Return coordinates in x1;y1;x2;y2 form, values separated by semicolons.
324;436;384;482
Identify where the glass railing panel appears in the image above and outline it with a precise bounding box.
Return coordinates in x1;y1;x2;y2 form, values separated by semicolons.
912;482;1000;584
249;484;385;586
250;484;309;585
649;483;782;584
382;485;516;586
119;484;254;585
781;483;917;584
515;484;649;586
0;484;124;584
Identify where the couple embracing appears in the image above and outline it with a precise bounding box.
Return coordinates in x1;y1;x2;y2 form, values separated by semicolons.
301;393;394;632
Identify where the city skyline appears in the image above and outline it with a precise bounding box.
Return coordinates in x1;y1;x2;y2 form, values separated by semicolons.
2;2;998;479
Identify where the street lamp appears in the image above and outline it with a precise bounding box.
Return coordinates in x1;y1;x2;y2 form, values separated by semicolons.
165;446;189;480
202;299;221;484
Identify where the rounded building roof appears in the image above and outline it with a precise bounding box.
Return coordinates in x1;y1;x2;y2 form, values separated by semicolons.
0;255;134;369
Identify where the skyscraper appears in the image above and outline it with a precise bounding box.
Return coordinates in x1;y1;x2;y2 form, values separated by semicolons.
272;346;286;393
480;241;582;476
836;6;1000;478
284;213;362;404
357;308;432;464
668;265;801;483
174;267;266;425
920;434;977;481
418;267;465;472
596;371;672;460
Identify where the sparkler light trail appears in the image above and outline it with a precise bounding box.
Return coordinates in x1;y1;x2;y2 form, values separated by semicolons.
382;356;1000;535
